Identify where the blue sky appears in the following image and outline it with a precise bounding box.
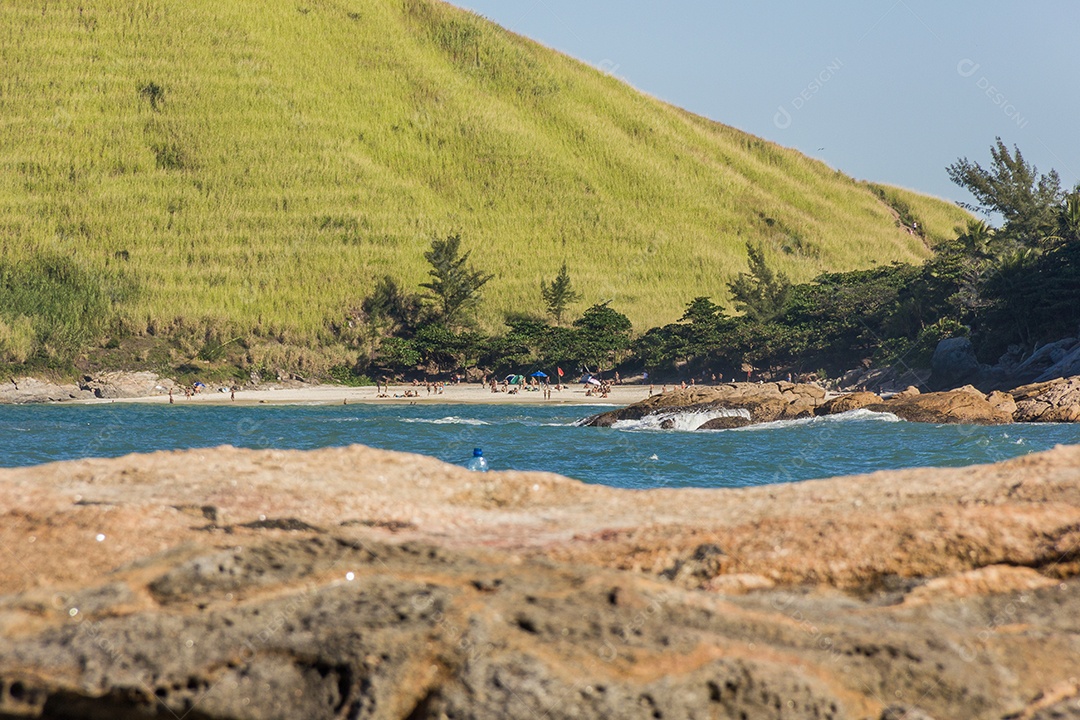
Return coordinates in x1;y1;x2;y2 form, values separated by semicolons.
450;1;1080;209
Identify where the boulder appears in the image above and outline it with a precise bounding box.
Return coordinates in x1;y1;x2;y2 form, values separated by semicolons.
1013;338;1078;384
583;383;827;427
839;365;930;394
814;391;882;416
82;371;174;399
952;384;986;399
0;377;92;404
697;415;753;430
1034;342;1080;383
987;390;1018;416
895;385;921;398
1012;376;1080;422
929;336;981;389
874;389;1013;424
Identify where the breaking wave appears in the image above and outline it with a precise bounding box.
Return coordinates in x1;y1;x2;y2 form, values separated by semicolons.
611;408;752;432
400;416;490;426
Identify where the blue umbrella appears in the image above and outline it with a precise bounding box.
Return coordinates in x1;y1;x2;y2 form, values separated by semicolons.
531;371;548;378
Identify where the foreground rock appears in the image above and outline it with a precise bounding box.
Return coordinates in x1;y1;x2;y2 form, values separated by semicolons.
2;445;1080;719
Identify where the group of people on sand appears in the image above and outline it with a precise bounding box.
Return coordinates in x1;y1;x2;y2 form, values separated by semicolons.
168;382;236;404
584;381;612;398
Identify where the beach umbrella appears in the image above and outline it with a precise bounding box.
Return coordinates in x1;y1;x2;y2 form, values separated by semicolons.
531;371;548;378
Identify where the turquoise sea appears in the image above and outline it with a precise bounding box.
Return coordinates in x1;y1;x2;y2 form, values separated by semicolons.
1;404;1077;488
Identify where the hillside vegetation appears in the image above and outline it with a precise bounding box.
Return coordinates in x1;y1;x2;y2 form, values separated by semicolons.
0;0;969;372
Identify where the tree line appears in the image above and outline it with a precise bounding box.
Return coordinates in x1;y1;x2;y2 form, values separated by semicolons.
341;138;1080;383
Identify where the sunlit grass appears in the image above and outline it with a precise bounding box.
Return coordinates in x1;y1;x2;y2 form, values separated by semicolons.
0;0;969;345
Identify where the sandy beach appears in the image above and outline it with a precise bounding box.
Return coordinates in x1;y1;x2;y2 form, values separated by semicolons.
72;382;654;407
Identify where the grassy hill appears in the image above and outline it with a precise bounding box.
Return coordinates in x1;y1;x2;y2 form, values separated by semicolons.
0;0;970;370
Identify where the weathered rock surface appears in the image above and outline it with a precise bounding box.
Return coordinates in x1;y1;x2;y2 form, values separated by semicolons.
814;390;882;416
1;445;1080;719
930;336;982;389
1012;376;1080;423
925;336;1080;392
838;365;929;394
585;383;827;428
0;372;174;404
868;386;1013;425
0;377;92;404
79;371;174;399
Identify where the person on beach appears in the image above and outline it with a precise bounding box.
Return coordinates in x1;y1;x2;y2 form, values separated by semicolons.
169;388;174;404
230;388;235;401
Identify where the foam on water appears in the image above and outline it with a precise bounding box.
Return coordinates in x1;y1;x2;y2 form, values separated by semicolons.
732;408;902;432
400;416;490;426
611;408;752;432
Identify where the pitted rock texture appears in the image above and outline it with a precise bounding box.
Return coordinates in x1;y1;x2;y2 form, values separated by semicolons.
1;444;1080;719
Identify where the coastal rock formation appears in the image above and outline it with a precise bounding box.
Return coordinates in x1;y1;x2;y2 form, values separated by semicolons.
0;372;174;404
838;365;929;394
587;375;1080;428
930;336;982;389
0;377;92;404
79;371;174;399
585;383;826;427
867;385;1013;425
814;390;882;415
1011;376;1080;422
924;336;1080;391
1;445;1080;719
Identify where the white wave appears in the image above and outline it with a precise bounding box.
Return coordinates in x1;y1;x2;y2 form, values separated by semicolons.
400;416;490;426
612;408;751;432
732;408;902;432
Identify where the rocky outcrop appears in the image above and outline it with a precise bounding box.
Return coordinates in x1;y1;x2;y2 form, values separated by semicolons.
1011;376;1080;422
585;383;826;427
838;365;929;393
923;336;1080;392
2;445;1080;719
930;336;981;389
814;390;882;416
0;372;174;404
868;385;1014;425
79;371;174;399
0;377;92;403
589;376;1080;428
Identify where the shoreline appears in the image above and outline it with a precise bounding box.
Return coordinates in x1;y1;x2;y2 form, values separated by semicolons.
68;382;653;407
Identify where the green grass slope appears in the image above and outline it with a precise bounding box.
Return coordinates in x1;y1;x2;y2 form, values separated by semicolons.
0;0;969;350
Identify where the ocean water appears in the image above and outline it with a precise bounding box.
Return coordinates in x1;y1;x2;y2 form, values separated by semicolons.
0;403;1077;489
